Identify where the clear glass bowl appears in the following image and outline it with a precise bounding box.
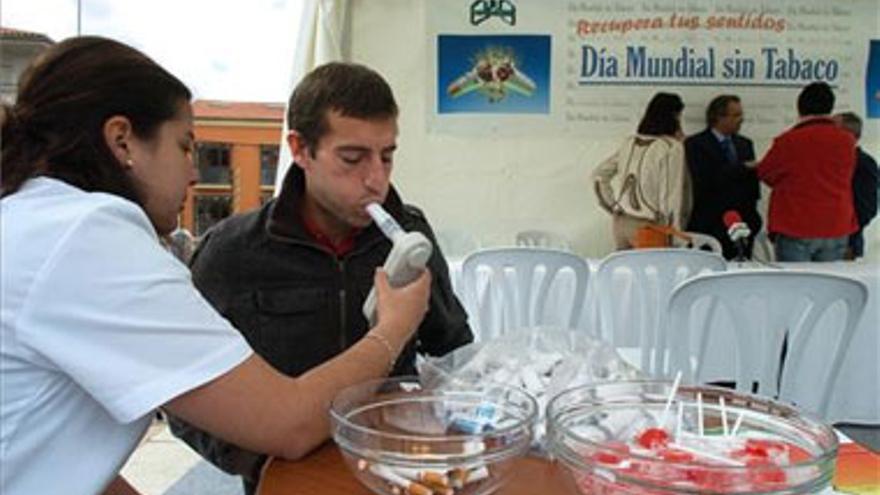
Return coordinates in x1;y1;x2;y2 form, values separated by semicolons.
546;381;838;494
330;376;538;495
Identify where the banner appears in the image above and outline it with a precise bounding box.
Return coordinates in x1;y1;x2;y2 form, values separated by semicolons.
426;0;877;138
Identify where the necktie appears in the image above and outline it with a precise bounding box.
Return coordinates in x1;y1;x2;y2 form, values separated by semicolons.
721;137;737;164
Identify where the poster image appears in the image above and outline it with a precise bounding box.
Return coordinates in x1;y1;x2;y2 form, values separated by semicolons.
437;34;551;114
867;40;880;119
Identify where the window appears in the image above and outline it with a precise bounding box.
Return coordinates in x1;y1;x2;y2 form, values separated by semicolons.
260;144;279;186
194;194;232;236
196;142;231;184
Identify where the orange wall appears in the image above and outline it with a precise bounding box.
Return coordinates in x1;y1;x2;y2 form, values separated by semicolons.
180;120;282;234
195;124;281;145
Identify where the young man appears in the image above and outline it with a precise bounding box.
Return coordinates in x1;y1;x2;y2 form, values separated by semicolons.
685;95;760;260
757;82;857;262
835;112;878;259
170;62;473;493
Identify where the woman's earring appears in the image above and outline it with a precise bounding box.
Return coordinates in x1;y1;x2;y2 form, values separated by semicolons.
125;158;134;168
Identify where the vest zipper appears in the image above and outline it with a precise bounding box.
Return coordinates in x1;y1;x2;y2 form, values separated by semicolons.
337;257;347;352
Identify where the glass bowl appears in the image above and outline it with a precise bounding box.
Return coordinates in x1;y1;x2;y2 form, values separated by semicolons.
546;381;838;494
330;376;538;495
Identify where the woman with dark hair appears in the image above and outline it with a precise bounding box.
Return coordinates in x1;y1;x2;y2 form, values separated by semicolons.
0;37;430;494
592;92;691;249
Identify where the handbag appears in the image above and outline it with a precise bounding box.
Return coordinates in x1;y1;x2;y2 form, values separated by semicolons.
632;223;692;249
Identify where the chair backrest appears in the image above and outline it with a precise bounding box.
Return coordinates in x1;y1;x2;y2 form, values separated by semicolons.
674;231;723;254
664;270;868;420
460;247;590;340
435;228;480;259
515;230;571;251
595;249;726;373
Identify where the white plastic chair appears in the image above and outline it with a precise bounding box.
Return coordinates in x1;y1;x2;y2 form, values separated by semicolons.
595;249;726;374
515;230;572;251
664;270;868;420
674;231;723;254
460;247;590;340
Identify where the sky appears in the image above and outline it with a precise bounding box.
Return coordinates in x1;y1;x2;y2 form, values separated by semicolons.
2;0;303;103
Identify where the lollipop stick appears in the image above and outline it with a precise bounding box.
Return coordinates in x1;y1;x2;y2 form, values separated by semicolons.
659;371;682;428
720;396;729;436
696;392;704;437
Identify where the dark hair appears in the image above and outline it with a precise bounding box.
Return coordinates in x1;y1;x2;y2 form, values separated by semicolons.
797;82;834;117
637;92;684;136
705;94;740;127
835;111;862;140
1;36;191;200
287;62;398;155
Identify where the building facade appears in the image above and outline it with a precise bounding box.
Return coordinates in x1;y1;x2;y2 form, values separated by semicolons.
184;100;285;236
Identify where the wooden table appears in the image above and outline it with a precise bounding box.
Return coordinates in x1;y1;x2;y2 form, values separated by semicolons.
257;442;579;495
257;440;880;494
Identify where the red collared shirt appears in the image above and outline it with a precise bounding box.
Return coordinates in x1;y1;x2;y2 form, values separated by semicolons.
300;213;360;257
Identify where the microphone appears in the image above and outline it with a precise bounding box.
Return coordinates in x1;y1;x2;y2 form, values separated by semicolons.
723;210;751;261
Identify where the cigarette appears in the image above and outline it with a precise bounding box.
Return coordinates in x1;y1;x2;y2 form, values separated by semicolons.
449;464;490;488
367;463;433;495
390;466;450;488
465;466;490;483
423;483;453;495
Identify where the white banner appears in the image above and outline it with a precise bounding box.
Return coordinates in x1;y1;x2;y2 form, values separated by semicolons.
427;0;878;139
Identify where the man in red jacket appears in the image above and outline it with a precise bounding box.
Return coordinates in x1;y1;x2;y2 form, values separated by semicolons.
757;82;857;261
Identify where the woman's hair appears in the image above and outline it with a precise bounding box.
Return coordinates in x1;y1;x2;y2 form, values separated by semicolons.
1;36;191;200
636;92;684;137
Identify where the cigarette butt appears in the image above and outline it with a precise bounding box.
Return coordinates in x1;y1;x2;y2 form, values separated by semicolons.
370;464;433;495
406;483;433;495
426;484;453;495
449;467;466;489
420;471;449;487
389;466;449;487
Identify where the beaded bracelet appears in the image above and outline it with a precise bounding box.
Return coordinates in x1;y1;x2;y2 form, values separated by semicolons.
364;333;397;374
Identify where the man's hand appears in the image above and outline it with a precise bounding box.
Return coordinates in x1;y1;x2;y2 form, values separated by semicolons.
373;268;431;345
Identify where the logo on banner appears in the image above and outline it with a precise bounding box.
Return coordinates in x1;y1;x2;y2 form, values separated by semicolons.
437;35;550;114
447;46;536;103
470;0;516;26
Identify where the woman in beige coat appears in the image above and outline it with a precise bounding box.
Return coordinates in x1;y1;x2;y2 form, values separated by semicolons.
593;92;692;249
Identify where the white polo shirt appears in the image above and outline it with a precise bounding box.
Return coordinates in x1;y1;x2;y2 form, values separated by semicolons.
0;178;252;494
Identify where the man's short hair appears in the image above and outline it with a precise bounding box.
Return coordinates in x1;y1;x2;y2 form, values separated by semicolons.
705;94;740;127
797;82;835;117
836;111;862;140
287;62;398;155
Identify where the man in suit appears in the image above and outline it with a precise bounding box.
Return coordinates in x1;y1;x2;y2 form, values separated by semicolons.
835;112;878;259
685;95;761;260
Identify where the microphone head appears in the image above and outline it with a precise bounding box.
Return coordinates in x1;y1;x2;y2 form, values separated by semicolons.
723;210;743;228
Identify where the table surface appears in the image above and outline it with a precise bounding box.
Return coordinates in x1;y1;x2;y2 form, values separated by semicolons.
256;442;578;495
256;441;878;495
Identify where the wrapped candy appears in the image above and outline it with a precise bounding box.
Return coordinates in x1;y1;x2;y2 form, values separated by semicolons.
419;327;642;452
